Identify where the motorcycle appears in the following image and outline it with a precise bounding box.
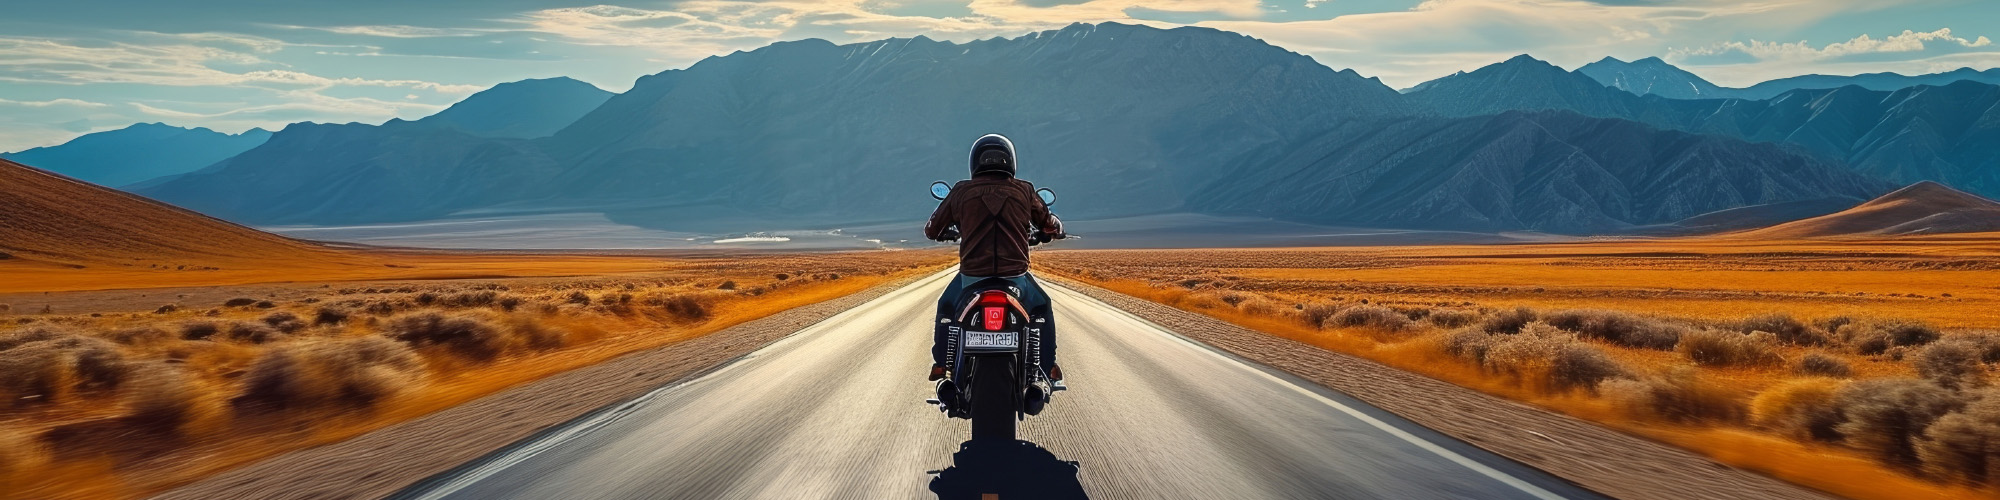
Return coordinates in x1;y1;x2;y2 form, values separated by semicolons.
924;180;1066;441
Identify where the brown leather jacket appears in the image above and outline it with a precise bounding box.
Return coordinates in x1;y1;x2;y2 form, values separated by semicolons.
925;174;1062;277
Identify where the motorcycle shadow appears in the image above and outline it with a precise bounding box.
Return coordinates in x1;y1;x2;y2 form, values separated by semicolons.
927;439;1087;500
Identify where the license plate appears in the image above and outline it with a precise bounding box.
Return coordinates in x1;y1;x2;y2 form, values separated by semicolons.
964;331;1019;349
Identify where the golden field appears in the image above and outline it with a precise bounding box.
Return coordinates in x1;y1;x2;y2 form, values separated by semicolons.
0;249;953;499
1037;234;2000;500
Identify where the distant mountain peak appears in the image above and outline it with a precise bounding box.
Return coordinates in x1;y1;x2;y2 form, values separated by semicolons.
411;76;614;139
1576;55;1724;99
0;122;274;187
1504;54;1544;66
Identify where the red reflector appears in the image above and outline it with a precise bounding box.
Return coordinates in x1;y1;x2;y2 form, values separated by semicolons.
983;307;1006;330
976;291;1010;306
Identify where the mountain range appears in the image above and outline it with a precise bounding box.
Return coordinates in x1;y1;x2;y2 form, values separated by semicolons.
135;77;609;223
1576;56;2000;100
8;22;1991;236
1405;56;2000;200
2;123;270;188
143;24;1413;228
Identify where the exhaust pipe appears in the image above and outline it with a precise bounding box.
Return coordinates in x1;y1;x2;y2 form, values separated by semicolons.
1023;378;1051;416
934;379;959;413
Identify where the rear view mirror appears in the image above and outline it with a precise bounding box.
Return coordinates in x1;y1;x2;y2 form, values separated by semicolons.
1036;188;1056;206
930;181;951;200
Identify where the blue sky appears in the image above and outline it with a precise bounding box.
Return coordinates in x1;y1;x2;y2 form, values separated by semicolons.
3;0;1996;152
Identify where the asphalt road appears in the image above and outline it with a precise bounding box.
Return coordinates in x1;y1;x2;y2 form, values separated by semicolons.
395;271;1606;500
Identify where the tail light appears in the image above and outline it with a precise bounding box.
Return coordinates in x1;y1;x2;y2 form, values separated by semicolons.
977;291;1010;330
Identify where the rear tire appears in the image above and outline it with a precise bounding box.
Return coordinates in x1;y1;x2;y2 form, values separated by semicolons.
969;357;1017;442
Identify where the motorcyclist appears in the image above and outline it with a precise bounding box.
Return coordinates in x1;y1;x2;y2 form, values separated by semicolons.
926;134;1064;382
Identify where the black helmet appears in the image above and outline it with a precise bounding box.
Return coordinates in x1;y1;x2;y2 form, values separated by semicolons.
968;134;1015;178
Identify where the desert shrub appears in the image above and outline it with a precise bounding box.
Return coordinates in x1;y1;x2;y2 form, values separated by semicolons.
1479;307;1537;334
1677;329;1782;367
179;321;220;340
1482;322;1571;375
0;332;127;405
1326;305;1415;332
254;300;276;309
1543;309;1684;350
1794;352;1854;377
105;327;173;346
154;304;180;314
363;300;398;316
1819;315;1860;335
1607;367;1746;424
648;293;712;322
1918;391;2000;486
1443;329;1495;363
441;291;498;308
1299;302;1343;329
1842;319;1942;354
497;295;524;312
1851;332;1894;356
1212;290;1253;307
1740;313;1830;346
222;298;257;307
384;312;508;362
565;291;591;305
0;326;66;350
415;292;439;306
1959;331;2000;364
223;322;284;344
718;280;738;291
1914;339;1988;390
1834;378;1965;469
233;336;424;413
1473;322;1627;392
313;307;351;326
261;312;307;334
122;362;206;434
505;317;566;350
1549;344;1628;393
1751;378;1846;441
1426;309;1480;329
1236;295;1279;316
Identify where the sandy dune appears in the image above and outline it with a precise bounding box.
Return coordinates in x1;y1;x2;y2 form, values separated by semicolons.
1737;181;2000;238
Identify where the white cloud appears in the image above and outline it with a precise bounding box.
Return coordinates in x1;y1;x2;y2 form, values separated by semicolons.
301;25;489;38
0;98;109;108
131;92;445;121
1672;28;1993;61
0;36;480;93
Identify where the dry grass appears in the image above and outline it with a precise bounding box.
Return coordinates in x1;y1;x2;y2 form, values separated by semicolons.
0;249;952;499
1038;236;2000;499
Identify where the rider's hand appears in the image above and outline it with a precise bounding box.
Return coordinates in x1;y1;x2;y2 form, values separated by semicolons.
936;228;960;242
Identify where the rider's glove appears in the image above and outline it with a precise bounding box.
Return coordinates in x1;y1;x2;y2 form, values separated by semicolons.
936;228;960;242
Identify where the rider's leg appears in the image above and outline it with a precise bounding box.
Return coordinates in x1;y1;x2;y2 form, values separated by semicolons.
1014;274;1057;378
931;274;966;373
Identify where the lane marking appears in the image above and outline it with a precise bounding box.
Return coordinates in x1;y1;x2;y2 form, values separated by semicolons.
1045;285;1571;500
397;270;957;500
